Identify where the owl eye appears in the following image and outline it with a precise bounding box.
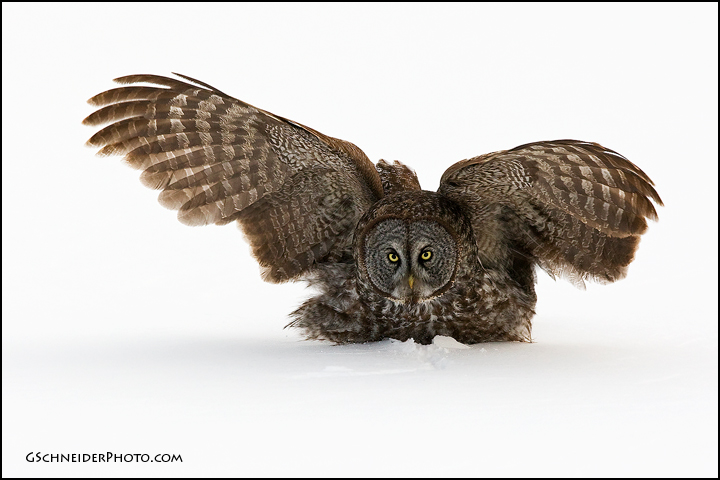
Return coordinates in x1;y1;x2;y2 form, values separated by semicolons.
420;250;432;261
388;252;400;263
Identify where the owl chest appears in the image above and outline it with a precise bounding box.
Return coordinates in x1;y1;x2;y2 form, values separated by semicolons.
360;272;534;344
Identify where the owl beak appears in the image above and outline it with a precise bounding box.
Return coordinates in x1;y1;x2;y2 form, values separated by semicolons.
408;274;415;290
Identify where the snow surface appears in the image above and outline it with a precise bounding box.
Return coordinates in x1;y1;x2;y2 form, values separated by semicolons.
2;3;718;477
4;324;717;477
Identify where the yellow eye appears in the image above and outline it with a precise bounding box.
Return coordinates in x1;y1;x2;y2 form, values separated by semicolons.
420;251;432;261
388;253;399;262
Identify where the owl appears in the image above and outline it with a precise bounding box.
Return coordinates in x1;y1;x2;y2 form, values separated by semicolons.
84;73;662;345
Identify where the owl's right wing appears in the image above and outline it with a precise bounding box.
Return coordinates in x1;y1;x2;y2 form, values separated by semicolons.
438;140;663;285
84;74;383;283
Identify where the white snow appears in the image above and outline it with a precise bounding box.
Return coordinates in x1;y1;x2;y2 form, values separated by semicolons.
3;308;716;476
2;3;717;477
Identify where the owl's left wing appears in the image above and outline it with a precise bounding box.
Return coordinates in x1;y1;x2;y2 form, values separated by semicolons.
438;140;663;285
84;73;383;283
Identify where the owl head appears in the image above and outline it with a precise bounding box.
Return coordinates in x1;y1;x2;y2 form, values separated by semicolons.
355;191;474;304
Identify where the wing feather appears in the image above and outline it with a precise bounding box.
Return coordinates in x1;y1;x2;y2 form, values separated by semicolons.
84;73;382;282
439;140;662;285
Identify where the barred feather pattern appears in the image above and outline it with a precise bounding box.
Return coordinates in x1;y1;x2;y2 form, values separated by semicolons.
84;74;382;282
438;140;663;285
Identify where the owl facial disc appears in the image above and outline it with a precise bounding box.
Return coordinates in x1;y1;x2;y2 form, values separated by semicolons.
361;218;458;303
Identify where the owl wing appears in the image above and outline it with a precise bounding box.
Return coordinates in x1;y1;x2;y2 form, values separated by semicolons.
84;73;383;283
438;140;663;285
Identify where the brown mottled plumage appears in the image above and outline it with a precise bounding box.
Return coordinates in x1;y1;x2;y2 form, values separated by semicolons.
84;73;663;344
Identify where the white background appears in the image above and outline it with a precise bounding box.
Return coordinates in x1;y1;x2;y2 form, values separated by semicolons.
2;3;717;477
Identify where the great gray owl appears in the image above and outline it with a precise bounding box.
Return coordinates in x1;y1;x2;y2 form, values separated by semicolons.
84;73;662;345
